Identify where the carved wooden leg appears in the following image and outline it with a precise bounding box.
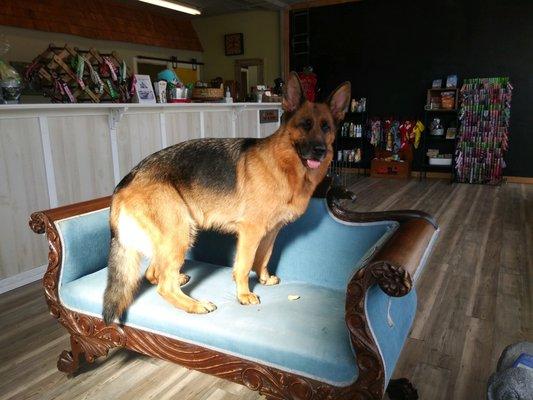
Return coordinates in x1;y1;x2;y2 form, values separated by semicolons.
386;378;418;400
57;335;84;375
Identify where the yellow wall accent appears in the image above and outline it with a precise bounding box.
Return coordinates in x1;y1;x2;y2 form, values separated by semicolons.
175;67;198;85
193;11;281;87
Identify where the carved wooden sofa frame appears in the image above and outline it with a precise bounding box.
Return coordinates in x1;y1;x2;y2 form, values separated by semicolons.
29;186;438;400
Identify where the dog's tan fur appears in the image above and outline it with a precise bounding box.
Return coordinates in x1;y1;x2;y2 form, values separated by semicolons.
103;73;351;322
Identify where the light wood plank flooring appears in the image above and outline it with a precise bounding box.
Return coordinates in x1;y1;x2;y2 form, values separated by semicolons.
0;178;531;400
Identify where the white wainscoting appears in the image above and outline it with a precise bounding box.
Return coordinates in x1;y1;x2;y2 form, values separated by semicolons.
0;102;282;289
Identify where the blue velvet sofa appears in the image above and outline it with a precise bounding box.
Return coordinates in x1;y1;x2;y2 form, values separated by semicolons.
29;187;438;400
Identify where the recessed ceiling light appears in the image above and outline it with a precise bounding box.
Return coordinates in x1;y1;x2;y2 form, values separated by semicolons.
138;0;201;15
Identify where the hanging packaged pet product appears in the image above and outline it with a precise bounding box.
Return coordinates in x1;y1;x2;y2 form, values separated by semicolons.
399;120;414;150
369;116;413;179
370;119;382;147
412;120;425;149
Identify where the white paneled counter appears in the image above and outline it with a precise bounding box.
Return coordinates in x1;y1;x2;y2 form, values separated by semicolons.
0;102;282;285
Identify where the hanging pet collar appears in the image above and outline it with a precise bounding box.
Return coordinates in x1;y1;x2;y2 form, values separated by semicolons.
119;60;127;84
85;60;104;94
103;56;118;81
106;79;118;99
75;55;85;89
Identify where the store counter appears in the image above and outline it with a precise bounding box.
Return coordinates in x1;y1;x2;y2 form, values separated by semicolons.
0;102;281;286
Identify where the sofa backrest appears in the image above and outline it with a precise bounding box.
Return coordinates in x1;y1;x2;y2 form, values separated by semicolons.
190;198;397;291
57;208;111;285
55;198;396;292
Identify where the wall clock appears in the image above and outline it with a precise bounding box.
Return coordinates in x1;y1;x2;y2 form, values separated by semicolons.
225;33;244;56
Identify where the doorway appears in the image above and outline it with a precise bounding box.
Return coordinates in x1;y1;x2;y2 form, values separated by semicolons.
234;59;264;101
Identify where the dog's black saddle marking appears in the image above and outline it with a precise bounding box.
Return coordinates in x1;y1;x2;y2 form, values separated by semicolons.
116;138;260;194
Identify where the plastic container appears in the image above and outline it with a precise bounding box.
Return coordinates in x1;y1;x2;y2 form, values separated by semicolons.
429;157;452;166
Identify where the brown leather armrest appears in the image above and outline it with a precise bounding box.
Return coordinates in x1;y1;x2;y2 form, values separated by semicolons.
372;218;435;282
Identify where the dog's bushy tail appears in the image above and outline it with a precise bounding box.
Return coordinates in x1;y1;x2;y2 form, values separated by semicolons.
103;237;141;325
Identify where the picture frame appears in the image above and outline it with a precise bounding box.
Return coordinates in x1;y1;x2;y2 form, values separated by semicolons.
432;79;442;88
225;33;244;56
133;74;156;104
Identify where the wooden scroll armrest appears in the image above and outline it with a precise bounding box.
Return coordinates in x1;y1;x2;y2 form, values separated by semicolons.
29;196;112;234
364;217;437;296
327;185;438;229
343;218;437;399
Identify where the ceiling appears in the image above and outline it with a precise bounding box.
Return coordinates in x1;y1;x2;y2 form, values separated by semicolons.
148;0;304;17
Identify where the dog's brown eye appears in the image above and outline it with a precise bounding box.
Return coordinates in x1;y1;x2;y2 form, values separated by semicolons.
321;121;330;133
300;119;313;130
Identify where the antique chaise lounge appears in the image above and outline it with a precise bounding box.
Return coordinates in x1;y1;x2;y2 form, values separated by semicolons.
29;186;438;400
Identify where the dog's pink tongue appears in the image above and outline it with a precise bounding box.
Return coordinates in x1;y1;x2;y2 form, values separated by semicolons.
306;159;321;169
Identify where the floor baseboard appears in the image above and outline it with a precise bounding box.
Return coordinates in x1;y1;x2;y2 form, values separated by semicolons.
0;265;46;294
339;168;533;183
505;175;533;184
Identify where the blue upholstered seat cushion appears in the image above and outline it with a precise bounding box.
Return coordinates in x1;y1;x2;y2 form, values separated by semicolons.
60;262;357;385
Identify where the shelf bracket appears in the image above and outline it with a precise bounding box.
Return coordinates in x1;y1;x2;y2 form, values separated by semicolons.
109;107;127;131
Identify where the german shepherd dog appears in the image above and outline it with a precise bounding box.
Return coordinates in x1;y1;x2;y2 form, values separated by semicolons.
103;72;350;324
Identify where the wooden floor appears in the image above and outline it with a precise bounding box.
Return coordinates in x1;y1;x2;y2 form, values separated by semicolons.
0;177;531;400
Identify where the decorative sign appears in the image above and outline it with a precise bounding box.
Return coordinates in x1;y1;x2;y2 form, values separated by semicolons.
133;74;156;104
259;109;279;124
225;33;244;56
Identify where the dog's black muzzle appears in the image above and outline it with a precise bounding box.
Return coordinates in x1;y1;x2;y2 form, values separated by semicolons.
298;141;327;161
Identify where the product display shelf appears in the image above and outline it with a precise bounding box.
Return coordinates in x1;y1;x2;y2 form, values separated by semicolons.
332;110;370;181
419;88;460;182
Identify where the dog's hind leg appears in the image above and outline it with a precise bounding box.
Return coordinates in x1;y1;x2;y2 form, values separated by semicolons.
148;189;216;314
155;242;216;314
145;264;190;287
252;227;281;286
233;223;265;305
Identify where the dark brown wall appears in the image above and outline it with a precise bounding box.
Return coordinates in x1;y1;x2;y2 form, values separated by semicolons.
0;0;203;51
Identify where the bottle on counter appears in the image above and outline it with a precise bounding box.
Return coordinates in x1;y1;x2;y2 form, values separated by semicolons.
224;86;233;103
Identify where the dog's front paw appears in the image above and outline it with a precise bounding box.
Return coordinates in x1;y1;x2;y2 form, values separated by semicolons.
260;275;280;286
238;292;260;305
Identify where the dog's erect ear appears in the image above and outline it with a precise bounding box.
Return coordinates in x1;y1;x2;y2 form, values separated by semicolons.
327;82;351;123
282;71;305;112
